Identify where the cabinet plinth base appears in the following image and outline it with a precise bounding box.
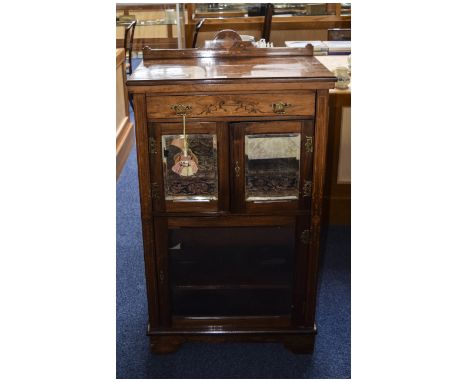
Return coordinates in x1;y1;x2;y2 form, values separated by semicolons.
150;335;184;354
283;337;315;354
149;331;316;355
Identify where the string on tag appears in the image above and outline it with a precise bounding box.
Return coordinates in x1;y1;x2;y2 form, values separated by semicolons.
171;113;199;176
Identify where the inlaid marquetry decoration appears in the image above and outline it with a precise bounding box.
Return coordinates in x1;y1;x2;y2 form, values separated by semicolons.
198;99;265;116
245;133;301;201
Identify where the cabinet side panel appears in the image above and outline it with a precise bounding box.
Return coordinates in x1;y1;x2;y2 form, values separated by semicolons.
305;89;329;326
133;93;159;328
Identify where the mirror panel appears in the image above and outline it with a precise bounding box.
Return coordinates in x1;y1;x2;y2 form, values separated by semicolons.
245;133;301;201
162;133;218;202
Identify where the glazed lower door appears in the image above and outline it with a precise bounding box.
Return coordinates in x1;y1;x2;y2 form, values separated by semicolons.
157;216;310;326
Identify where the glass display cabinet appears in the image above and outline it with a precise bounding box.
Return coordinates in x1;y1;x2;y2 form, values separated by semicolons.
127;41;336;354
194;3;249;18
185;3;351;48
116;3;185;50
192;3;345;18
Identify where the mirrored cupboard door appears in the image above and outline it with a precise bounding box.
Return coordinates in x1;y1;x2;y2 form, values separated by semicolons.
231;120;314;213
148;121;229;213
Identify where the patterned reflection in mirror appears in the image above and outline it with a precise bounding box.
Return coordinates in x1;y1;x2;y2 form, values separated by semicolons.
162;134;218;201
245;133;300;201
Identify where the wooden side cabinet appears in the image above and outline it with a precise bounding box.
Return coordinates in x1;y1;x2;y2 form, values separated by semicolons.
126;44;336;354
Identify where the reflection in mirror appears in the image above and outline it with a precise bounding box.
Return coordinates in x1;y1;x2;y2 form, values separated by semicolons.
162;134;218;201
245;133;300;201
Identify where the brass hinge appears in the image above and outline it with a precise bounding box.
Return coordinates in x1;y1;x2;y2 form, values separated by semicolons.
159;270;165;282
234;161;241;177
300;229;311;244
302;181;312;197
149;137;157;155
151;183;160;200
305;136;314;153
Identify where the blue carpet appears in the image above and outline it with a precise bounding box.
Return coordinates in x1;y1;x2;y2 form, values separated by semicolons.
116;117;350;379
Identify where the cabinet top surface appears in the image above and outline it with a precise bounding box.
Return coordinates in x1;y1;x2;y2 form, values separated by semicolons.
127;55;336;85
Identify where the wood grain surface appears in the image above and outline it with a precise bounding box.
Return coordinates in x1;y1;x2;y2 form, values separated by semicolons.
146;92;315;119
129;46;336;354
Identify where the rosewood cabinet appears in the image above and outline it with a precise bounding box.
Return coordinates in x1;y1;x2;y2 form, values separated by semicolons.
127;43;336;354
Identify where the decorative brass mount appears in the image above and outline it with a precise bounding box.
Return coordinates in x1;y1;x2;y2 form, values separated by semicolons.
234;161;241;177
305;136;314;153
302;181;312;197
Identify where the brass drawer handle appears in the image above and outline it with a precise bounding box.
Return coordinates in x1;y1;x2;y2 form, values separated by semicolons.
171;104;192;116
234;161;241;177
272;102;292;114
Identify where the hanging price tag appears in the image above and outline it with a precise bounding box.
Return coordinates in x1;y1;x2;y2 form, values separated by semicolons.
171;114;199;177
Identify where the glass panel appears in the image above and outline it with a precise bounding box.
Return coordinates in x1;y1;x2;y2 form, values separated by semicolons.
194;3;332;17
162;133;218;202
341;3;351;16
168;225;295;316
274;3;328;16
245;133;300;201
116;4;185;49
195;3;249;18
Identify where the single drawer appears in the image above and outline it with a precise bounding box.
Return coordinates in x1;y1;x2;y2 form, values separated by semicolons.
146;92;315;119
